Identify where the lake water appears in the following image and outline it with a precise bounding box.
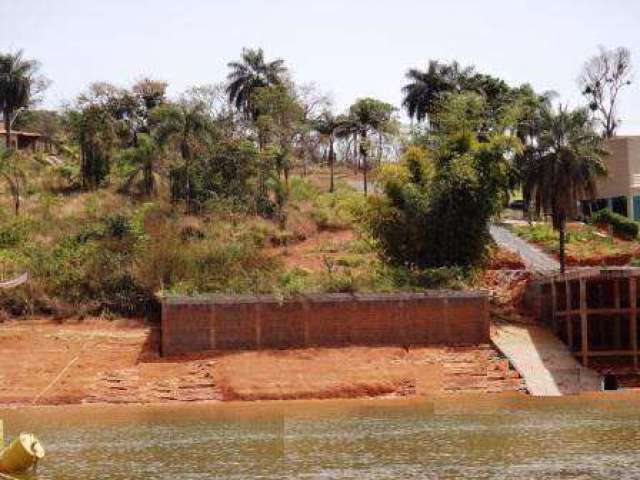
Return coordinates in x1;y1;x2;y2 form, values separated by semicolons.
2;394;640;479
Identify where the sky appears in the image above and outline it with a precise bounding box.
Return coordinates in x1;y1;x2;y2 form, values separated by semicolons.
2;0;640;132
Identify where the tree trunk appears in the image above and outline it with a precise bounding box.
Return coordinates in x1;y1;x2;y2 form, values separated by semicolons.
181;140;192;214
144;160;153;196
4;112;11;150
353;132;358;173
559;217;566;274
329;136;335;193
363;158;368;196
6;177;19;216
14;190;20;216
80;148;86;189
361;131;368;196
185;156;192;213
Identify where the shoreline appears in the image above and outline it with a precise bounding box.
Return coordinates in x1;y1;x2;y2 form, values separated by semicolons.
0;318;525;406
0;390;526;409
2;389;640;415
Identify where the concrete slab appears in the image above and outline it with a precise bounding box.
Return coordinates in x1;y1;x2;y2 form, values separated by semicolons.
492;323;601;396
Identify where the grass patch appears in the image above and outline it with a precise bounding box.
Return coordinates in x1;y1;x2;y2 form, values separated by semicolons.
513;222;639;266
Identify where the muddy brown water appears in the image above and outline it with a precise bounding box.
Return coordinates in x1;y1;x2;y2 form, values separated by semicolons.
2;393;640;479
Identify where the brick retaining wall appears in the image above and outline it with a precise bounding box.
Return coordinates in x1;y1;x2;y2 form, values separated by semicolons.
160;292;489;356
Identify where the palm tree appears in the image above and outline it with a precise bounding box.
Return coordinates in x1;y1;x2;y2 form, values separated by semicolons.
401;60;473;127
226;48;287;121
120;133;161;196
0;51;41;150
348;98;394;195
313;111;344;192
152;101;213;213
70;104;117;189
522;106;607;273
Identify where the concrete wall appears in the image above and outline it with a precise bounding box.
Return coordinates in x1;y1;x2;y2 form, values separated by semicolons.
161;292;489;356
596;137;632;199
580;136;640;220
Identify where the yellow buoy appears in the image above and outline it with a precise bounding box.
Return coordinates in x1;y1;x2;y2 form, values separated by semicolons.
0;433;45;474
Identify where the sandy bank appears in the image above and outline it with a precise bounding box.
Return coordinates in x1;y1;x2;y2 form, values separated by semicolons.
0;318;524;406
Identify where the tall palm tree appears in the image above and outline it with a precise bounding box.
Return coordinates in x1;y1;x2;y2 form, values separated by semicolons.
0;50;41;150
401;60;473;127
152;101;213;213
348;98;394;195
226;48;287;121
522;106;607;272
313;111;344;192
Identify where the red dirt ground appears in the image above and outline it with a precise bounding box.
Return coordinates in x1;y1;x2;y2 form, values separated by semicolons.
486;248;526;270
0;318;524;406
270;229;357;271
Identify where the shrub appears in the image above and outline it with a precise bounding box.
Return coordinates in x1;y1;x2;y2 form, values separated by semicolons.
310;189;365;231
590;209;639;239
277;267;314;295
367;154;493;268
289;176;320;203
0;218;35;248
134;213;283;296
105;214;132;239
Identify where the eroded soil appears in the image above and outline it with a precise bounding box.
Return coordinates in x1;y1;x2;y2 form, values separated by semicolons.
0;318;524;406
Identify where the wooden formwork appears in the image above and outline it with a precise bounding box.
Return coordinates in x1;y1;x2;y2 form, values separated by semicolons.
540;268;640;369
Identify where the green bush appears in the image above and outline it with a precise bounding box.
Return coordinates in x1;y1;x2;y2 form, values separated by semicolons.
367;154;494;268
105;214;132;239
288;176;320;203
0;218;36;248
310;189;365;230
590;209;639;239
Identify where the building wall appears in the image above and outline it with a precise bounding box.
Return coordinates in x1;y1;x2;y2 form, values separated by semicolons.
580;136;640;220
161;292;490;356
596;137;631;199
0;133;48;152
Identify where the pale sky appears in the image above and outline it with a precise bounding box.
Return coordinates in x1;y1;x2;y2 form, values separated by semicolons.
2;0;640;132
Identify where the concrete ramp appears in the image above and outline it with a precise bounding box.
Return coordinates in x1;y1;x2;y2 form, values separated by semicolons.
491;323;601;396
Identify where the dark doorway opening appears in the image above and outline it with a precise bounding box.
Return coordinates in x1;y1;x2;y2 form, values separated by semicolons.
603;374;619;391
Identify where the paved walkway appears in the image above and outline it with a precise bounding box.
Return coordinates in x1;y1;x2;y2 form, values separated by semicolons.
490;224;560;273
492;323;601;396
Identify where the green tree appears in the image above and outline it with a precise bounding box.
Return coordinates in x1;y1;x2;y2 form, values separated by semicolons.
521;106;607;272
202;139;258;202
402;60;514;134
69;104;117;189
78;79;167;148
347;98;395;195
152;99;214;213
401;60;473;126
226;48;287;121
0;50;45;150
0;150;28;215
368;92;517;269
253;84;304;182
120;133;162;196
313;111;343;192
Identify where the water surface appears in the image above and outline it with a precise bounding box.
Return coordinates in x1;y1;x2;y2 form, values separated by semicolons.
2;394;640;479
